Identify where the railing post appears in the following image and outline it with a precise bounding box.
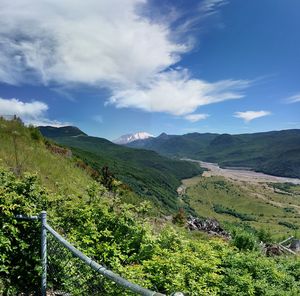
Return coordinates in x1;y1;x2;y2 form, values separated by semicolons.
41;211;47;296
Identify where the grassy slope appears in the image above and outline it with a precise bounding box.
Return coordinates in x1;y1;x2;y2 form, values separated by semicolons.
183;175;300;238
6;119;299;238
0;119;93;196
39;130;203;211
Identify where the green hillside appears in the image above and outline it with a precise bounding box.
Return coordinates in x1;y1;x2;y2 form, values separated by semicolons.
127;132;218;157
128;130;300;178
2;165;300;295
2;118;300;295
39;125;87;137
198;130;300;177
0;118;93;196
39;127;203;210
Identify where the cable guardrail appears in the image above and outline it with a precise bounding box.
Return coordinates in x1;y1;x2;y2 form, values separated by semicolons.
16;211;183;296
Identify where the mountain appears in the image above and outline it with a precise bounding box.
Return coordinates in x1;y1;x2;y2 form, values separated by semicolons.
39;126;87;138
39;126;203;210
127;132;218;157
127;130;300;178
113;132;154;145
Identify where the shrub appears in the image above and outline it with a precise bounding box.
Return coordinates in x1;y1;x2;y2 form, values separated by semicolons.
278;221;299;230
213;204;256;221
257;228;273;243
1;167;300;295
0;170;47;294
232;231;258;251
172;208;186;226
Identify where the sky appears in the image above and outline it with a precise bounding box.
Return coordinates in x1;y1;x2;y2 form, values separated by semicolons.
0;0;299;140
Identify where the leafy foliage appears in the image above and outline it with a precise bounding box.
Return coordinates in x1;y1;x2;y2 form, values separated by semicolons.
1;120;300;295
1;168;300;295
232;231;258;251
0;170;47;294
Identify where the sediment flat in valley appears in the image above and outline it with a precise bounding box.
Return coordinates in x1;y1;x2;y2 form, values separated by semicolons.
183;159;300;185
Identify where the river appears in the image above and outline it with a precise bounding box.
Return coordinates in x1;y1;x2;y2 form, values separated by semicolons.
183;159;300;185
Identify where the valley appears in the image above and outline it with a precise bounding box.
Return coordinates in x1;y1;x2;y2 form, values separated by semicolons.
39;126;300;236
184;159;300;184
128;129;300;179
180;159;300;238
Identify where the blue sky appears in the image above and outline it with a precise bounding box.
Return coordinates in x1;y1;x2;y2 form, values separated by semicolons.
0;0;299;140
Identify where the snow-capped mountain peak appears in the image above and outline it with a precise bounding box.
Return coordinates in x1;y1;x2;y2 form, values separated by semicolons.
113;132;154;145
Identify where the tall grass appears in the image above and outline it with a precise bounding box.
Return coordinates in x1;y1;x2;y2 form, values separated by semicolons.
0;118;93;195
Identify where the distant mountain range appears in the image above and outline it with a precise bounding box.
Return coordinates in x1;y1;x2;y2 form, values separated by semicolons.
38;126;202;210
113;132;154;145
127;129;300;178
39;125;300;205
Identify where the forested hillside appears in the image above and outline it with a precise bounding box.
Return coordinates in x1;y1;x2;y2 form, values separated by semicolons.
128;130;300;178
39;126;203;210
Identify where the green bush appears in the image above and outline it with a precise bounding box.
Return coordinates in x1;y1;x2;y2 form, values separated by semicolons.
232;231;258;251
213;204;256;221
1;167;300;295
278;221;299;230
0;170;47;294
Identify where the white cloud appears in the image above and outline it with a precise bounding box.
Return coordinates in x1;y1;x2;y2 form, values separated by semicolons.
172;0;228;35
110;70;250;115
234;110;271;122
0;0;186;86
0;97;67;126
0;0;250;119
0;98;48;117
184;113;209;122
286;93;300;104
24;118;70;127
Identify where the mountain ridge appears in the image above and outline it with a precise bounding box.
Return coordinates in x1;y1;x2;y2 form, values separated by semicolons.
38;126;300;178
113;131;154;145
127;129;300;178
39;126;87;138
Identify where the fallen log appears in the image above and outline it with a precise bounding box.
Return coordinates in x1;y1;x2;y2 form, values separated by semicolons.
187;216;230;239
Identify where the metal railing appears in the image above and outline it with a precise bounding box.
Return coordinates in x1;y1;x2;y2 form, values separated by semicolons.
16;211;183;296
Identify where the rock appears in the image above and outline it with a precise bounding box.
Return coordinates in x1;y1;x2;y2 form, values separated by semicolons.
290;239;300;252
187;216;230;239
